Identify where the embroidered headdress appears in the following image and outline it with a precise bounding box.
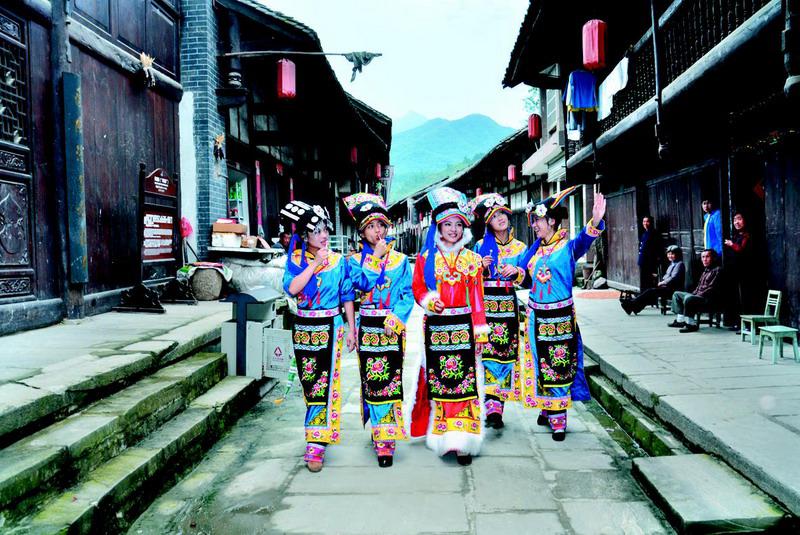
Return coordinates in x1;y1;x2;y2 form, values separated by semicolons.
421;187;471;292
280;200;333;301
525;185;579;226
469;193;512;279
343;192;390;231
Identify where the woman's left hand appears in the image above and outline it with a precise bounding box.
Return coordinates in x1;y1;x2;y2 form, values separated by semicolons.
592;192;607;227
346;328;357;352
499;264;519;278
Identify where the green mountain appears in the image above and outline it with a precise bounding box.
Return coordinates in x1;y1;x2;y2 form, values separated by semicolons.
387;114;515;205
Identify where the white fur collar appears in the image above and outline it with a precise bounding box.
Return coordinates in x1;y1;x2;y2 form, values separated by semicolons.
435;228;473;253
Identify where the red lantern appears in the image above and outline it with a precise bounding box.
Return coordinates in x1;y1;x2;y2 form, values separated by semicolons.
582;20;607;71
375;163;382;178
528;113;542;140
476;187;482;196
508;165;517;183
275;162;284;176
277;59;296;98
350;146;358;164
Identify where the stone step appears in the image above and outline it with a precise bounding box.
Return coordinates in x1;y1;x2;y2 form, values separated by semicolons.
589;375;688;457
0;353;226;523
0;311;225;448
12;376;257;534
632;454;789;533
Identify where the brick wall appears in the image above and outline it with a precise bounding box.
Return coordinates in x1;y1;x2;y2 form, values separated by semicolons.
180;0;227;257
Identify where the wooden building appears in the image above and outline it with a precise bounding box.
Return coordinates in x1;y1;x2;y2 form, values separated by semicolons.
183;0;391;258
1;0;182;334
505;0;800;326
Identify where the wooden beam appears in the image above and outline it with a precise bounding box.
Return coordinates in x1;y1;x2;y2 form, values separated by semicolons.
68;18;183;100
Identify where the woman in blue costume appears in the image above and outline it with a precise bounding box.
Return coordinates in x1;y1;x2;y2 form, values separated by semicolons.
281;201;356;472
344;193;414;468
518;187;606;441
469;193;528;429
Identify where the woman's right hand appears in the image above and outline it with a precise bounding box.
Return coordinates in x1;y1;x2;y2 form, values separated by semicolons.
312;248;329;268
482;256;493;269
433;299;446;313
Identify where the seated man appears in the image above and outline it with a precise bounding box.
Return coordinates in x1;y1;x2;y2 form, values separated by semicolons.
622;245;685;315
668;249;721;333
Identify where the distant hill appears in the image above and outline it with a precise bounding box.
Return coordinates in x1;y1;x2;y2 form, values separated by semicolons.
388;114;515;205
393;111;428;134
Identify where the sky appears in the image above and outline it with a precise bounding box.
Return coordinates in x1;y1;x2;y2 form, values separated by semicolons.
259;0;532;128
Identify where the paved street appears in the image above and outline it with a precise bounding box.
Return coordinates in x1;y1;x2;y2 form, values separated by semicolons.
130;307;672;535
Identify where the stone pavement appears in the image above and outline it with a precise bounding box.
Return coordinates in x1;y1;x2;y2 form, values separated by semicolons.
0;302;230;385
130;307;672;535
573;292;800;516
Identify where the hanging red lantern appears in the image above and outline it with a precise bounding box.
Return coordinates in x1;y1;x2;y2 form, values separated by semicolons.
350;146;358;164
582;20;607;71
476;187;482;196
508;165;517;183
277;59;296;98
275;162;284;175
375;163;382;178
528;113;542;140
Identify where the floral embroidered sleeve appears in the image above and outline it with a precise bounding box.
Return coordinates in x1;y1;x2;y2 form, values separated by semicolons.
571;219;605;261
412;252;441;312
470;266;489;343
385;256;414;334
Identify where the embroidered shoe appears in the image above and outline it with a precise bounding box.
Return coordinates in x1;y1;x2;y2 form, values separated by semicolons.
304;444;326;473
486;412;504;429
537;411;549;426
552;429;566;442
374;441;395;468
456;453;472;466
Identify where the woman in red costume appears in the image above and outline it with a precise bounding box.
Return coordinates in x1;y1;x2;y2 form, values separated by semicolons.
408;187;489;466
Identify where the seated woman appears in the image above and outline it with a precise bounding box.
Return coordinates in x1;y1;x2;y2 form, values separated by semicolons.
621;245;685;315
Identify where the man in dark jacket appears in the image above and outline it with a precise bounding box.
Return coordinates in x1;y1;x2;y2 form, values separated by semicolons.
638;216;662;289
667;249;721;333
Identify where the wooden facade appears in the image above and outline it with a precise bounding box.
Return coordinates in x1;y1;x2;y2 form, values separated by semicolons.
0;0;181;334
504;0;799;326
213;0;391;249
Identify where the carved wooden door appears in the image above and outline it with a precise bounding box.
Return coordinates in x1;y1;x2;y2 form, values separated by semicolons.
0;8;34;299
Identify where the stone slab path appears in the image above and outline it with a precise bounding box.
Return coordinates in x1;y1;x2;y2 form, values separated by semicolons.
130;307;672;535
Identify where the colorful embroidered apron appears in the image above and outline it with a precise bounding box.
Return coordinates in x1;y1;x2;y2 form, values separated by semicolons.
424;306;478;402
293;308;337;405
530;297;578;389
358;307;404;405
482;281;519;365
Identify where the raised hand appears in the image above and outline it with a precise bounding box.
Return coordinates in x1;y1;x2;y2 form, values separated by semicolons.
592;192;607;227
373;239;388;259
312;248;330;268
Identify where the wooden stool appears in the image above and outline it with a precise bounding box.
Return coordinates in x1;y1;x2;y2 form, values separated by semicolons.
758;326;800;365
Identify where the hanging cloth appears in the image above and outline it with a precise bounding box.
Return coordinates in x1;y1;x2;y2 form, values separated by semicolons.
597;57;629;120
565;70;598;112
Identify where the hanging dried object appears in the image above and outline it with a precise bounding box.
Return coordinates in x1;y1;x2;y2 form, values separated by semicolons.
213;134;225;161
139;52;156;88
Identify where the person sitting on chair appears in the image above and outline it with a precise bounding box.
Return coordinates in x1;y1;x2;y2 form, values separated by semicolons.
622;245;685;315
668;249;721;333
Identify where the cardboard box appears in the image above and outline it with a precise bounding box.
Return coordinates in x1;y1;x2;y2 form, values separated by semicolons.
211;232;242;248
212;222;246;234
